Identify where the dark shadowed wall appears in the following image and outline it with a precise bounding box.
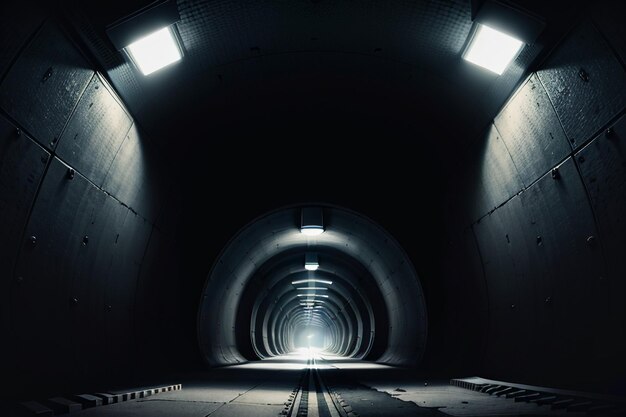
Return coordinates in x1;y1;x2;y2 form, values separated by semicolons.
0;5;183;398
443;0;626;392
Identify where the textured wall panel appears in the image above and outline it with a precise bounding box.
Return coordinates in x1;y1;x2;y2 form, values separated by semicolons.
0;115;49;379
10;157;106;389
0;117;48;291
537;21;626;149
70;195;128;383
102;123;161;221
576;114;626;367
104;208;151;373
518;157;608;380
494;74;570;186
474;196;534;378
0;20;93;149
475;158;609;382
57;74;132;186
0;3;45;79
467;124;523;221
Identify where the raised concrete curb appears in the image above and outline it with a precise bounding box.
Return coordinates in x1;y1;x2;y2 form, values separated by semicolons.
18;383;182;416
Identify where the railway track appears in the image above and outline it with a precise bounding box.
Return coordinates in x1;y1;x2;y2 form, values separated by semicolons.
285;357;352;417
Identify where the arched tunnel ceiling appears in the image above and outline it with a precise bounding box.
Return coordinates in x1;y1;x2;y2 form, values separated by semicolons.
67;0;586;153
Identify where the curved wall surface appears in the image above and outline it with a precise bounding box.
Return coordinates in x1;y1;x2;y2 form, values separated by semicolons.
0;8;182;397
443;8;626;389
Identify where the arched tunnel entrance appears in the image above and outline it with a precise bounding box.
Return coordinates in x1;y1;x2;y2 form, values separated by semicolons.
197;205;427;367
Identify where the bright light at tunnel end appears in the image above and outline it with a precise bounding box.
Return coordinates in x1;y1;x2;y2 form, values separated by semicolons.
126;26;182;75
463;24;523;75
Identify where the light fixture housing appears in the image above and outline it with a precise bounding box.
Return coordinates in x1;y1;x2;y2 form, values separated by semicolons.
106;0;183;76
301;207;324;235
304;253;319;271
463;0;544;75
125;27;182;75
463;24;523;75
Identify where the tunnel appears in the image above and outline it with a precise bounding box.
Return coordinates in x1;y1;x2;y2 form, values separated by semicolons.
1;0;626;416
198;205;426;367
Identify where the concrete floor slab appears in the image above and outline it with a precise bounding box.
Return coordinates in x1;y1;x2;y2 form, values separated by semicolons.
234;383;297;405
144;386;244;403
73;399;223;416
361;381;588;416
204;403;283;417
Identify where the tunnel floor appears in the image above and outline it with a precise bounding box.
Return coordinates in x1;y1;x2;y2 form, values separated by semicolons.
39;351;594;417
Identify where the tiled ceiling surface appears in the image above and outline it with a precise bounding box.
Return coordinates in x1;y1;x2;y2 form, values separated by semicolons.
69;0;577;147
176;0;470;74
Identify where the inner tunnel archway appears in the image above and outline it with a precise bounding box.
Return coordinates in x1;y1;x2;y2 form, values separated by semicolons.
197;205;428;367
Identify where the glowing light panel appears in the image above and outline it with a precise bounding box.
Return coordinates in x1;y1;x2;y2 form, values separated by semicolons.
126;27;182;75
463;24;523;75
292;279;333;285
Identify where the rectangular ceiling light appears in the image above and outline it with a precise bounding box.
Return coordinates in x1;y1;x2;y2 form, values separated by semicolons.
291;279;333;285
297;287;328;291
126;27;182;75
297;294;329;298
106;0;183;76
304;253;319;271
463;24;523;75
301;207;324;236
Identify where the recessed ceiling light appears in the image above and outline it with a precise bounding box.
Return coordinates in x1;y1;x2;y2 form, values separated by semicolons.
296;294;329;298
105;1;183;76
297;287;328;291
291;279;333;285
463;24;523;75
304;253;319;271
301;227;324;236
126;26;182;75
301;207;324;235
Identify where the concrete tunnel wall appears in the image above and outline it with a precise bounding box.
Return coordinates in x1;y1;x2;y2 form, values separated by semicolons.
0;8;184;397
443;6;626;390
